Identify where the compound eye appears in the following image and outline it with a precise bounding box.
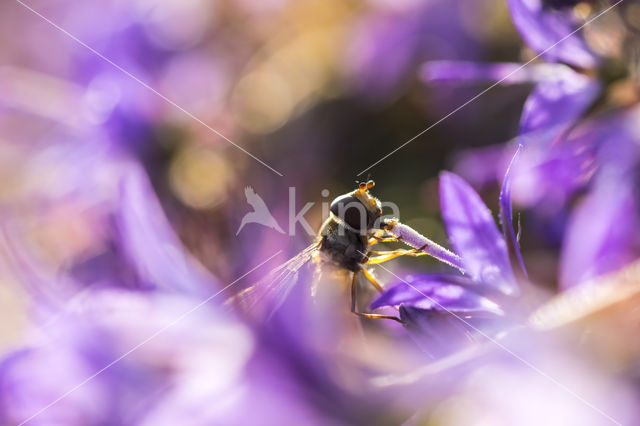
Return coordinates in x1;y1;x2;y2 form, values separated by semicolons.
330;194;367;231
366;180;375;189
358;182;367;191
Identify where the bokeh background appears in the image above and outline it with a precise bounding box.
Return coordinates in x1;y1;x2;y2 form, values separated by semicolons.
0;0;528;343
2;0;640;424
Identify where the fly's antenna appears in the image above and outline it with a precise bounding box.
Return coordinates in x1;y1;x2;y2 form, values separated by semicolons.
364;174;375;191
355;178;373;192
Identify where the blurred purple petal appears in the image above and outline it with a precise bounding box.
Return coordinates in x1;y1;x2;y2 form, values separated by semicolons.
116;166;221;296
0;288;316;425
345;0;488;100
371;274;503;316
423;62;598;134
511;107;639;211
345;15;417;99
451;144;511;189
507;0;599;68
519;67;600;134
440;172;518;295
421;61;530;84
510;129;598;209
420;61;573;85
399;306;478;359
560;181;638;289
499;68;598;278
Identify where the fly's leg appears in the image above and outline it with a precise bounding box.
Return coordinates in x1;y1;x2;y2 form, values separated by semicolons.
351;271;403;324
362;268;401;312
361;268;384;293
366;245;428;265
368;235;402;246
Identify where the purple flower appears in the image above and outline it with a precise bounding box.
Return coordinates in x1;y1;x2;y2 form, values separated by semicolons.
518;67;600;135
371;274;504;315
440;172;519;296
421;61;600;135
373;172;522;303
422;62;600;246
115;165;222;297
0;288;329;425
554;107;640;288
507;0;600;68
371;172;520;358
419;2;640;290
559;178;638;288
398;306;482;359
4;1;640;424
0;158;221;307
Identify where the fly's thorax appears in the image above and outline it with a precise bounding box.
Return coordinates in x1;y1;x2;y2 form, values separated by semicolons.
318;216;369;271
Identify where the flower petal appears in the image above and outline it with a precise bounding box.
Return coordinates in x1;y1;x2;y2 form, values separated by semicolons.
399;306;477;359
519;67;600;135
420;61;529;84
560;180;638;289
440;172;518;295
501;68;599;268
116;165;221;296
507;0;599;68
420;61;574;86
371;274;504;316
345;15;418;99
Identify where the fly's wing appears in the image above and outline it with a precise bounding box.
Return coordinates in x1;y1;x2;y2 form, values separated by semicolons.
230;241;321;320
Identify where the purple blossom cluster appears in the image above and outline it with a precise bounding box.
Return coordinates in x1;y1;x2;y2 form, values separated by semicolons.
1;0;640;425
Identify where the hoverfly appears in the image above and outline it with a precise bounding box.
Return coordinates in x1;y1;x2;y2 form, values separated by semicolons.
231;180;426;323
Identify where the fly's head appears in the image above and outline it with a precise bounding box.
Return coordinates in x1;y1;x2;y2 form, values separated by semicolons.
329;180;383;234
